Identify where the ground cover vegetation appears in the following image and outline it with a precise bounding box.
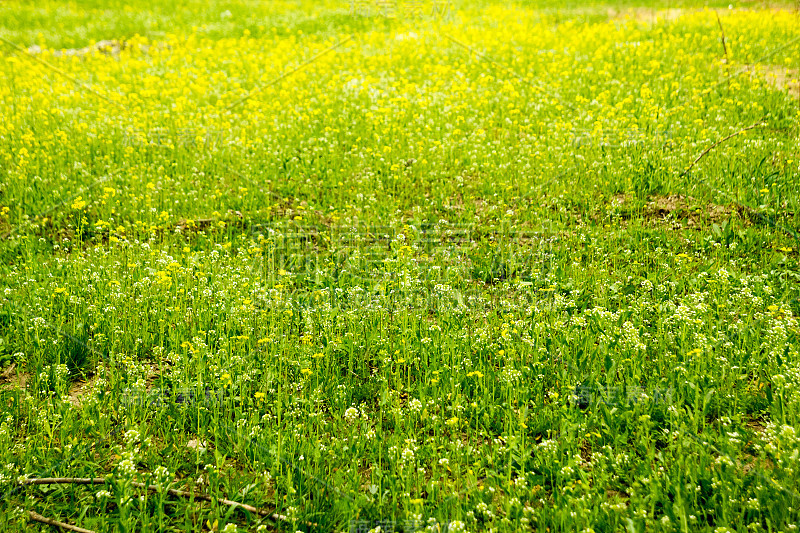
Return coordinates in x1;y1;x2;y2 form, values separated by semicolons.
1;0;800;531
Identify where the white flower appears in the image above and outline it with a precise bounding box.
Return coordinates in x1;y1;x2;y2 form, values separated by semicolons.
344;407;359;423
408;398;423;414
124;429;140;447
401;448;415;465
117;457;137;478
448;521;466;533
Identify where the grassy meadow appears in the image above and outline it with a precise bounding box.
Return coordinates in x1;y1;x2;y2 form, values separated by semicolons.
1;0;800;531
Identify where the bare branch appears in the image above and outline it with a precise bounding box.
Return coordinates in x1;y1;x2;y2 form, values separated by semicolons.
681;121;766;177
28;511;96;533
20;477;312;527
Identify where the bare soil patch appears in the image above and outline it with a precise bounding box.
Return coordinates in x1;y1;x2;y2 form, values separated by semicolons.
67;377;95;406
607;194;741;228
742;64;800;99
646;194;733;223
608;7;686;23
27;40;150;57
0;363;29;391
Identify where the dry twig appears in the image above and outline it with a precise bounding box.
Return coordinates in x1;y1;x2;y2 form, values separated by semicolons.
28;510;96;533
681;121;766;177
21;477;312;527
715;12;730;90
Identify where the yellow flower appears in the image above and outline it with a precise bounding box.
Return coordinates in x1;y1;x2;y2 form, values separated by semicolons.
71;197;87;210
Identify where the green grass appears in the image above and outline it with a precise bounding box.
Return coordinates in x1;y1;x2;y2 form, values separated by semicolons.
0;0;800;531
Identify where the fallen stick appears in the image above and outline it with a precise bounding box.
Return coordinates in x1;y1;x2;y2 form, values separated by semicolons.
715;12;730;90
681;121;766;177
20;477;310;527
28;510;95;533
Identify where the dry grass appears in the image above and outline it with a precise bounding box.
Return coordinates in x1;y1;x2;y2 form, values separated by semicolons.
743;64;800;99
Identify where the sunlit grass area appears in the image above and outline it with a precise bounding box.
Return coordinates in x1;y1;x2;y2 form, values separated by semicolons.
1;0;800;531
